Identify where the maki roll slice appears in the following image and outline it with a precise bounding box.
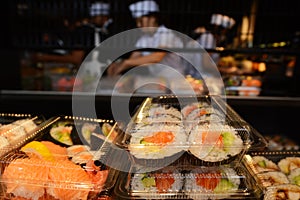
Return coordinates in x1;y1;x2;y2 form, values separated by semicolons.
264;184;300;200
256;171;289;188
188;123;244;163
252;156;280;173
278;157;300;175
184;166;240;199
131;167;183;196
288;168;300;186
128;124;187;160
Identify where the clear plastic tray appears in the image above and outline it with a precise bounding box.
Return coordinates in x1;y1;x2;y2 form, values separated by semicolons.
119;95;266;166
242;151;300;194
114;158;263;199
0;115;121;200
0;113;46;158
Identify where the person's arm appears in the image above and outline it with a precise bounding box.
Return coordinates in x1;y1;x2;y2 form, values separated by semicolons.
108;51;167;76
35;50;85;66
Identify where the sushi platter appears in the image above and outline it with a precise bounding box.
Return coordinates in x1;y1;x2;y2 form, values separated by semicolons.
0;115;121;200
120;95;266;166
243;151;300;200
114;154;263;199
0;95;271;199
0;113;46;158
109;95;268;199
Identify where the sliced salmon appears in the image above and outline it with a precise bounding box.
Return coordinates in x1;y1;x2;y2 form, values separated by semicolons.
142;131;175;145
154;173;175;193
2;157;49;200
47;159;92;200
195;172;222;190
201;131;223;149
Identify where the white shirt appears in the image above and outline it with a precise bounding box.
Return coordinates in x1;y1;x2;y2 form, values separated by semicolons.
135;25;184;78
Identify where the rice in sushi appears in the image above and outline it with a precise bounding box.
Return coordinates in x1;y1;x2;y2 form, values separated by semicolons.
252;156;279;173
278;157;300;175
184;166;240;199
138;105;183;125
264;184;300;200
257;171;289;188
188;124;244;162
288;168;300;186
131;167;183;196
128;124;187;159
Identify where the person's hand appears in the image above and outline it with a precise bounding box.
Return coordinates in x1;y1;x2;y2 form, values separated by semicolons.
107;60;127;76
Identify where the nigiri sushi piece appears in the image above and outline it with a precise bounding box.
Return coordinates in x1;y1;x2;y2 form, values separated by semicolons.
67;144;90;158
47;159;93;200
41;141;68;160
2;157;49;200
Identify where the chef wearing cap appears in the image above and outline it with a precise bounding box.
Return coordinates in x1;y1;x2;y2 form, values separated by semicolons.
87;1;113;46
107;0;184;78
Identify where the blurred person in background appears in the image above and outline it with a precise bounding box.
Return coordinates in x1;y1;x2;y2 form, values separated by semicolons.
33;1;113;69
107;0;184;78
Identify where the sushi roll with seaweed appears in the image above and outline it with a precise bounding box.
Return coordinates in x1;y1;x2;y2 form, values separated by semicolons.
131;167;183;196
188;123;244;163
138;104;183;125
128;123;187;159
184;166;240;199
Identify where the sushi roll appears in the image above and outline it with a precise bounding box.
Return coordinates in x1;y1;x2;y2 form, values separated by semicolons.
13;119;38;134
81;122;97;144
128;124;187;159
131;167;183;196
0;135;10;149
264;184;300;200
288;168;300;186
184;166;240;199
278;157;300;175
257;171;289;188
188;124;244;163
139;104;183;125
49;124;73;146
252;156;279;173
0;124;27;145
